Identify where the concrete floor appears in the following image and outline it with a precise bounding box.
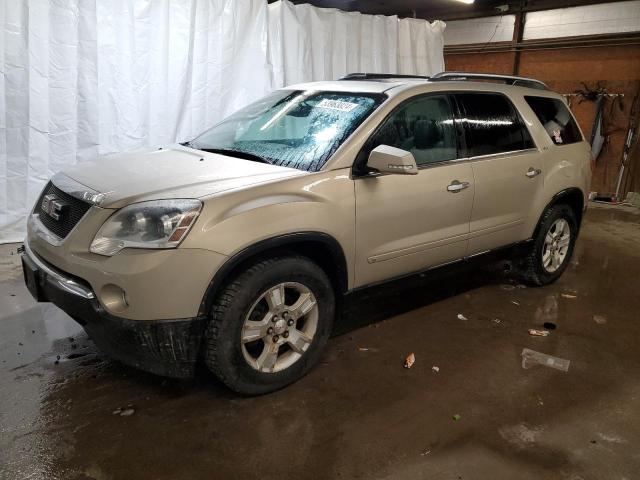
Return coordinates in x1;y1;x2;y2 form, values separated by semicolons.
1;203;639;480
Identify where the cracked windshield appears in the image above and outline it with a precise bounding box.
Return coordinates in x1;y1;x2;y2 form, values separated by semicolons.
189;90;385;172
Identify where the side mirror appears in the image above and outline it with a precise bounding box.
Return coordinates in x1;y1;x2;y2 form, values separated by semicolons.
366;145;418;175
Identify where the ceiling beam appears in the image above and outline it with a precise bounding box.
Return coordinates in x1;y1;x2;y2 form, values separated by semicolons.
272;0;634;24
411;0;628;21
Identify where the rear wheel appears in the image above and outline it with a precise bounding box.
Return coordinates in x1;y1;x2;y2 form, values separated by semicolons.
204;255;334;395
519;204;578;286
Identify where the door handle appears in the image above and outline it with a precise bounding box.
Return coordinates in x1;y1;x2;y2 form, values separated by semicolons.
447;180;470;193
526;167;542;178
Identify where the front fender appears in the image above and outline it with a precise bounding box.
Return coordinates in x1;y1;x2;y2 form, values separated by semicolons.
181;168;356;287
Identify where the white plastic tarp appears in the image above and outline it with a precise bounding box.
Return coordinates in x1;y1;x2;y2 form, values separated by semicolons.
1;0;272;243
0;0;445;243
397;17;445;76
268;0;445;86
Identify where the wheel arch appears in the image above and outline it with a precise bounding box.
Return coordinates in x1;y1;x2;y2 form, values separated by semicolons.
533;187;585;239
198;232;349;316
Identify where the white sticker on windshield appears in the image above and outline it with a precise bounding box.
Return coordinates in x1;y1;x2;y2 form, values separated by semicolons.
317;99;358;112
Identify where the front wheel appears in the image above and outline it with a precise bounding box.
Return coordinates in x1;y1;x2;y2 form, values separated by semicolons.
518;204;578;286
204;255;334;395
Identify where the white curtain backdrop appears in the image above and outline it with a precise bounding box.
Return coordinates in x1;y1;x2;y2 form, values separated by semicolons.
268;1;445;87
397;17;446;75
0;0;445;243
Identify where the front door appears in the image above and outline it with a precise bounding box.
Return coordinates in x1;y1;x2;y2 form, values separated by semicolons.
353;94;474;287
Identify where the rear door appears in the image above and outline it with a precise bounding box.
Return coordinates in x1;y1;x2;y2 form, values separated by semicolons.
353;93;474;287
455;92;543;254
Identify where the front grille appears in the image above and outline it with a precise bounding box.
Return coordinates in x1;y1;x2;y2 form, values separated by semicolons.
34;182;92;239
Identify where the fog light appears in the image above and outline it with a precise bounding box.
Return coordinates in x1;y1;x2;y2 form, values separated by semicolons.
101;284;128;313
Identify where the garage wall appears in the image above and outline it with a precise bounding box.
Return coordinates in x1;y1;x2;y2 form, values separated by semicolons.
444;1;640;198
523;1;640;39
444;15;515;46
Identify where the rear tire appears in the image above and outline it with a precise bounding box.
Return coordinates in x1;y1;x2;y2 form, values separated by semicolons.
518;204;578;286
204;255;334;395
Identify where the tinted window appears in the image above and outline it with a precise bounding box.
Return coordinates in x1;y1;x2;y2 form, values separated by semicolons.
456;93;534;157
525;96;582;146
367;94;458;166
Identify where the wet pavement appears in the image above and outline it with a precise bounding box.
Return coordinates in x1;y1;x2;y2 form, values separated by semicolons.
1;203;640;480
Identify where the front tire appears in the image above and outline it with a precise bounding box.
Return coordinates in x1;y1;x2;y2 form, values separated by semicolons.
204;255;334;395
519;204;578;286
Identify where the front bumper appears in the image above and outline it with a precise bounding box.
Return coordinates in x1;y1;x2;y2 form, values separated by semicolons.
22;240;206;378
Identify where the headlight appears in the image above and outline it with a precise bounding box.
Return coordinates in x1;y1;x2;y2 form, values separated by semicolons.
90;199;202;256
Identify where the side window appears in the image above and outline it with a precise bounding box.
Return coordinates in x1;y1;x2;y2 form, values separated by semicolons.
524;96;582;146
456;93;534;157
367;95;458;166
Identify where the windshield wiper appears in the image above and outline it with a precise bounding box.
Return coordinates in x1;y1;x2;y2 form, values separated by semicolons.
187;145;270;164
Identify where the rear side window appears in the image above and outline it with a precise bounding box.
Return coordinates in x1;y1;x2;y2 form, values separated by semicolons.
456;93;534;157
524;96;582;146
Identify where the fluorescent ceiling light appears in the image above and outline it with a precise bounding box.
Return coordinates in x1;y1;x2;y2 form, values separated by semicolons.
451;0;475;4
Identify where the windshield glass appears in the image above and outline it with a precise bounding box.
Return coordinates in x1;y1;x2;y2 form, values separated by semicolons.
189;90;385;172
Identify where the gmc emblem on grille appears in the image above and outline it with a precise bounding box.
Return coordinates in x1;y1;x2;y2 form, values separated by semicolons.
41;194;69;221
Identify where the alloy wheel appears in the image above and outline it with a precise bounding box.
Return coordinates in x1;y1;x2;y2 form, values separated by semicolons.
542;218;571;273
241;282;318;373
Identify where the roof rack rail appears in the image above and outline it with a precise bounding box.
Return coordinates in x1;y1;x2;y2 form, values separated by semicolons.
429;72;548;90
339;73;430;81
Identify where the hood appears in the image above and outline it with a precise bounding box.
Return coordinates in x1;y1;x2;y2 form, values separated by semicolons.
60;145;306;208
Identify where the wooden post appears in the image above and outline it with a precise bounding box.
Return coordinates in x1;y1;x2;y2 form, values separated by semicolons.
512;10;524;76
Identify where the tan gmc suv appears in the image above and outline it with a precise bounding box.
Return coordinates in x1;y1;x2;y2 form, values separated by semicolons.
22;72;592;394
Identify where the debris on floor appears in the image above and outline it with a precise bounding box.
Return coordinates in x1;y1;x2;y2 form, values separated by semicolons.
457;313;468;321
498;423;543;447
623;191;640;207
113;406;135;417
535;295;558;324
597;432;626;444
420;448;431;456
500;284;516;291
561;293;578;299
511;300;520;306
492;318;502;324
521;348;570;372
452;414;462;421
528;329;550;337
357;347;370;352
404;353;415;369
432;366;439;373
593;314;607;325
